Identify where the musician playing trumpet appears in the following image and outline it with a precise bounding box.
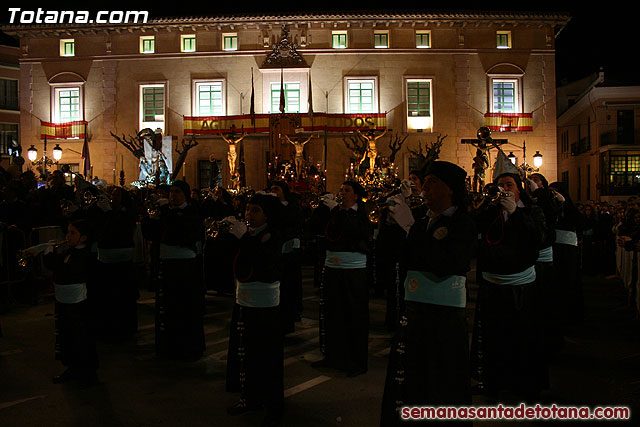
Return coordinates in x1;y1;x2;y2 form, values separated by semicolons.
471;171;549;402
380;161;476;425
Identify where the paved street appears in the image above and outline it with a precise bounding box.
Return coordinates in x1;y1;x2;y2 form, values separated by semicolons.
1;264;639;426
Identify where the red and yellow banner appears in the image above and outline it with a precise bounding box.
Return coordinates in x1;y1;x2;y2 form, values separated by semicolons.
484;113;532;132
184;113;387;135
40;120;88;139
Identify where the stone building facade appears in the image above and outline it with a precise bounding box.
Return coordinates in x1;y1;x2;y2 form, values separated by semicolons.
3;11;570;192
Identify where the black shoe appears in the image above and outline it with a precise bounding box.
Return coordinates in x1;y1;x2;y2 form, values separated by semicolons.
346;368;367;378
311;358;330;368
52;368;75;384
227;400;259;416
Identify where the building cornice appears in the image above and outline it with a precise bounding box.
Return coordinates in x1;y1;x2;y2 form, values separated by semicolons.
2;11;571;38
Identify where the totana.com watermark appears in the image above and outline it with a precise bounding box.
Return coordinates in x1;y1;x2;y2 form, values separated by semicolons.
7;8;149;24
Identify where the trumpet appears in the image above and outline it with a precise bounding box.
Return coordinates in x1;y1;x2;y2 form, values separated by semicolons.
81;190;97;207
17;240;68;268
204;217;231;239
482;183;510;203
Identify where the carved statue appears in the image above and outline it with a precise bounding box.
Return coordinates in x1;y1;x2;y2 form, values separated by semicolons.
284;134;313;178
357;128;388;174
472;148;490;194
220;130;246;181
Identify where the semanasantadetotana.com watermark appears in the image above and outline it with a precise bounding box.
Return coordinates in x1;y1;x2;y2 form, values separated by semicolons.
7;8;149;24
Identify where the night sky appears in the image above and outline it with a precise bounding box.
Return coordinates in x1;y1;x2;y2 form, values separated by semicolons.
0;2;636;85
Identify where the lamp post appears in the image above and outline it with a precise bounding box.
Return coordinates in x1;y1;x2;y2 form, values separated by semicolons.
506;140;543;177
27;136;62;177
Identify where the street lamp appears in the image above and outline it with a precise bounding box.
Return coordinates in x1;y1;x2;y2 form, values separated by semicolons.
53;144;63;161
533;151;543;168
507;152;517;164
27;138;63;176
27;145;38;162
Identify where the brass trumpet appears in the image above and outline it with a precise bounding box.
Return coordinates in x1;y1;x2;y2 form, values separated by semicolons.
204;217;231;239
17;240;68;268
482;183;510;203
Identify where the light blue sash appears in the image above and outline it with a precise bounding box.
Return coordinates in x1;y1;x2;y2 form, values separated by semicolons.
159;243;196;260
404;270;466;308
282;238;301;254
324;250;367;269
97;247;134;264
555;229;578;246
236;280;280;308
482;265;536;286
54;282;87;304
537;246;553;263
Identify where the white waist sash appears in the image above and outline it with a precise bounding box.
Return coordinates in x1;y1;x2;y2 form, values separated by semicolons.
55;282;87;304
404;270;466;308
236;280;280;308
537;246;553;263
324;250;367;269
482;265;536;286
555;229;578;246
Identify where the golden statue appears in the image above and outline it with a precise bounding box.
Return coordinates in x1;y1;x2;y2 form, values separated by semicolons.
357;128;388;174
220;130;246;181
284;134;313;179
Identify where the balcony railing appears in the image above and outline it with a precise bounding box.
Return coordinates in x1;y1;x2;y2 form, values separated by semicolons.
600;130;639;147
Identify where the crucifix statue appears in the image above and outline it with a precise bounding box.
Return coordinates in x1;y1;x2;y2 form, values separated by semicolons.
284;133;314;179
357;127;388;174
220;126;246;186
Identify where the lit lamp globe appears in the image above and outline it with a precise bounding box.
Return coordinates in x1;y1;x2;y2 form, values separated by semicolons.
507;152;517;165
533;151;543;168
27;145;38;162
53;144;63;161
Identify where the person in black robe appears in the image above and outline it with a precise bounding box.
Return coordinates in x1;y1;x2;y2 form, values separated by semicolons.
380;161;476;426
311;180;373;377
270;180;304;335
142;180;205;361
43;219;99;386
225;193;284;427
202;187;237;295
471;172;548;402
93;186;138;341
549;181;584;332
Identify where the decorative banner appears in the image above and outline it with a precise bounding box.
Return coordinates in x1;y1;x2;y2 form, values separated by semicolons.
483;113;532;132
40;120;88;139
184;113;387;135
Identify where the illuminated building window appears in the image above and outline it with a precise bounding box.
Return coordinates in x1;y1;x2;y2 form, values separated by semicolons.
271;82;300;113
140;36;155;54
194;80;225;116
140;84;165;132
374;31;389;48
52;86;82;123
406;78;433;132
496;31;511;49
345;77;377;114
416;31;431;48
181;35;196;52
60;39;74;56
332;31;348;49
223;34;238;51
491;78;520;113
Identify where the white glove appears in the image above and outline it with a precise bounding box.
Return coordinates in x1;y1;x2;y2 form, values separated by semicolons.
224;216;247;239
387;194;414;234
499;192;517;215
321;194;338;209
400;180;412;198
526;179;538;193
